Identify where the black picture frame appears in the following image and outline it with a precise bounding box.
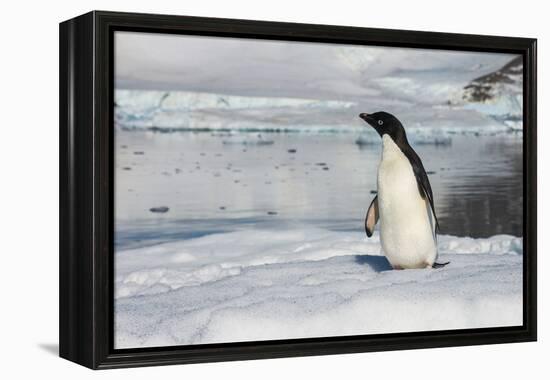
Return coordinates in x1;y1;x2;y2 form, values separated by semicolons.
59;10;537;370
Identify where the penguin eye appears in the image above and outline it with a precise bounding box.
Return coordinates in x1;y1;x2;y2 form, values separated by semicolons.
377;120;384;126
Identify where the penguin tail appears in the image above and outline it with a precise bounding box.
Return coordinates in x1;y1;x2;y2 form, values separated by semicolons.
432;261;450;269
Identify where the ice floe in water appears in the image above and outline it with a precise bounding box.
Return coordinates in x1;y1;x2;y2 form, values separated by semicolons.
222;134;274;146
115;229;523;348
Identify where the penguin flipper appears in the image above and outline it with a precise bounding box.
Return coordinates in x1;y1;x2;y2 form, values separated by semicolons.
402;147;440;234
365;196;379;238
417;179;440;234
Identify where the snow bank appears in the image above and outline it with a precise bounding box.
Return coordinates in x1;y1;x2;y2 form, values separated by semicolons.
115;229;523;348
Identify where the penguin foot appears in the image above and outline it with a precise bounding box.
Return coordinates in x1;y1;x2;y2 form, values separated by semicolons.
432;261;450;269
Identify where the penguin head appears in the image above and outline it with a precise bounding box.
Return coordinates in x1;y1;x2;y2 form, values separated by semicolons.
359;112;408;144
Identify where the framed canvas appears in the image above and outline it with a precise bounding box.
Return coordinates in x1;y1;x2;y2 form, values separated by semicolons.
59;11;537;369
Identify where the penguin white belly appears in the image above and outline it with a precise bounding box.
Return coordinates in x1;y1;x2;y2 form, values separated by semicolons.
377;135;437;269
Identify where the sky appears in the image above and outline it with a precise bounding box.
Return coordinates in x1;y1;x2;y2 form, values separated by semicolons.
114;31;517;102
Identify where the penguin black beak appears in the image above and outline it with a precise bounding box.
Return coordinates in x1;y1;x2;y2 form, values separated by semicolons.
359;113;375;124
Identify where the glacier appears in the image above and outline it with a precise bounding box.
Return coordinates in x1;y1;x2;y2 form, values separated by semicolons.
115;89;359;133
115;87;520;138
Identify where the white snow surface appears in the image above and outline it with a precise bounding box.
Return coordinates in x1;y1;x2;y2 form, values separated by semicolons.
115;229;523;348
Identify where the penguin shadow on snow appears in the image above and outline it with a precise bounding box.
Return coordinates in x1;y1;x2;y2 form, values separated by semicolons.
353;255;393;272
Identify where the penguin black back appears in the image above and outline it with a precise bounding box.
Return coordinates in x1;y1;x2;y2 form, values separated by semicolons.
359;111;440;233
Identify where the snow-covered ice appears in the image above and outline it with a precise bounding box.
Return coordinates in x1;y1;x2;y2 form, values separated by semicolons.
115;229;522;348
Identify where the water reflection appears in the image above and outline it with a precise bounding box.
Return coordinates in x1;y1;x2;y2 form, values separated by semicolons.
430;135;523;237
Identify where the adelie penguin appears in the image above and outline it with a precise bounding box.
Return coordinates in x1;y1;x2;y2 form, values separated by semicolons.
359;111;449;270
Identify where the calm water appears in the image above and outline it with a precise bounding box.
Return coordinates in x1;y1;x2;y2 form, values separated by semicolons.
115;130;523;249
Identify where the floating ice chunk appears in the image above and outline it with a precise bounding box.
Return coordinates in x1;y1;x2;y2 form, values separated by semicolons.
356;133;452;146
355;134;378;146
222;134;275;145
411;135;452;146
